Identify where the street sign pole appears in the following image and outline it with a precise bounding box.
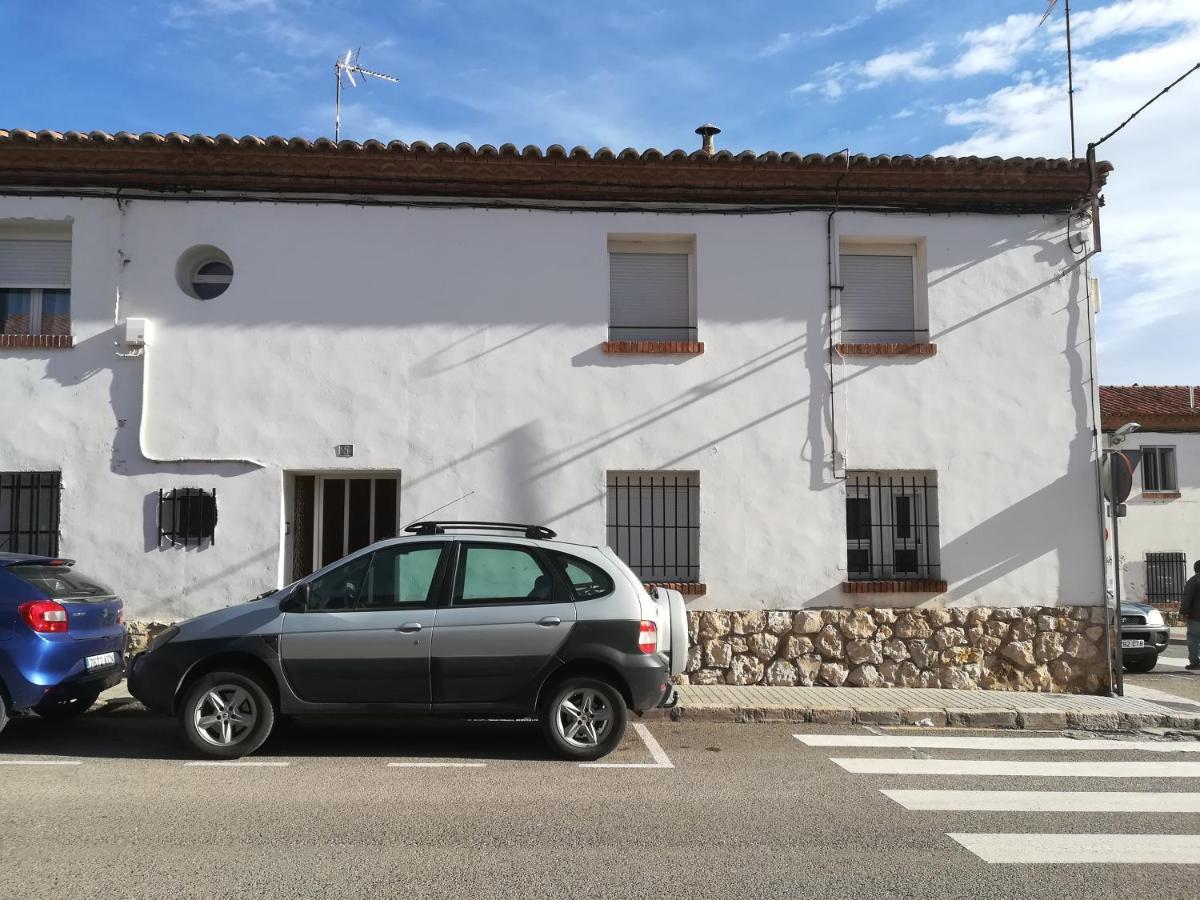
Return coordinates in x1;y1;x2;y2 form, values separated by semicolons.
1110;484;1124;696
1101;448;1140;697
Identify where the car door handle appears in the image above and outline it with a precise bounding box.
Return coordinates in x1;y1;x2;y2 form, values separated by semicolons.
537;616;562;627
396;622;423;633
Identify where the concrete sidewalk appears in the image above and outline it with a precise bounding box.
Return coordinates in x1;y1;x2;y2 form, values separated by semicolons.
653;684;1200;732
95;681;1200;733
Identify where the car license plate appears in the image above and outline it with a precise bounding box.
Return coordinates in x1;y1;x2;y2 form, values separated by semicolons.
85;651;117;670
1121;639;1145;649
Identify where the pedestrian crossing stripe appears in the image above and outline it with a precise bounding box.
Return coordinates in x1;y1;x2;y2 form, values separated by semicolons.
883;790;1200;812
797;734;1200;753
947;833;1200;864
831;758;1200;777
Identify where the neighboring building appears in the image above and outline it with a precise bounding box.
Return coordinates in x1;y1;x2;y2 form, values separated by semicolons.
1;127;1113;691
1100;386;1200;615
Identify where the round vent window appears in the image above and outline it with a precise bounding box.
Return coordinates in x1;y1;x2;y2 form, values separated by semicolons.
176;245;234;300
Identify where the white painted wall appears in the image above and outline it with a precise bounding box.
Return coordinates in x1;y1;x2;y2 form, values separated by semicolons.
1110;431;1199;604
0;194;1105;619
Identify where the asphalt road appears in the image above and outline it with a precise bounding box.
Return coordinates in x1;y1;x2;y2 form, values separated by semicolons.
1125;634;1200;705
2;710;1200;899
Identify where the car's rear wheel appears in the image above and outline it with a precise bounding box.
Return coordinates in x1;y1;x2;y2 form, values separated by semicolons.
1124;653;1158;674
0;689;10;736
33;688;101;719
540;676;627;761
179;671;274;759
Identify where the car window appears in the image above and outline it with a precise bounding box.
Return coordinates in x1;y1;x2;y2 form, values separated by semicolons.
307;545;443;612
549;551;614;600
9;565;114;600
363;546;443;608
455;545;555;604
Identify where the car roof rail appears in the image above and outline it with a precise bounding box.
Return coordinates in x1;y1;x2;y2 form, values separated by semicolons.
403;520;558;540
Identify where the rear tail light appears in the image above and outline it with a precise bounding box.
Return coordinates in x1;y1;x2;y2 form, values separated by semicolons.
638;620;658;654
19;600;70;634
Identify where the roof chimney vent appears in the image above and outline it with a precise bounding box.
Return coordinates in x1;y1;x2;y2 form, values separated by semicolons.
695;123;721;155
1190;385;1196;409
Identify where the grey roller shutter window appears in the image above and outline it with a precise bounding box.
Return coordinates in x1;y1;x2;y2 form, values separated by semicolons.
839;254;915;342
0;240;71;287
609;252;691;341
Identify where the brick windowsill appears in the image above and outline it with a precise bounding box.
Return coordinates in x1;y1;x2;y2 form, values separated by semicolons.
842;579;948;594
1141;491;1182;500
836;342;936;358
645;582;708;596
603;340;704;355
1;334;74;349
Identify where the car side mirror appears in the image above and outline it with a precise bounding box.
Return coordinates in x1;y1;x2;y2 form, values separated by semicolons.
280;583;309;613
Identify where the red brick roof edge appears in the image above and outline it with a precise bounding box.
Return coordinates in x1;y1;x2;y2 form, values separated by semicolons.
1100;385;1200;432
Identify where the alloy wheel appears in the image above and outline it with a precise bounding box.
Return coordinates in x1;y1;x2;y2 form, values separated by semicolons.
193;684;259;747
553;687;614;749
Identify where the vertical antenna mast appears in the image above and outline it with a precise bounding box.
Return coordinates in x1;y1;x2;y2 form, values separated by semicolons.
1039;0;1077;158
333;48;399;142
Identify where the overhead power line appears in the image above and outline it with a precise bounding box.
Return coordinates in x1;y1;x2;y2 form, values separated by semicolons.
1093;61;1200;149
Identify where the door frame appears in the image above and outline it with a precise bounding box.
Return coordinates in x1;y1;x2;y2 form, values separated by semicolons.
311;472;402;571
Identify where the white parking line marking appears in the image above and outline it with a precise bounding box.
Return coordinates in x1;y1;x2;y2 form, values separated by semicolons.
183;761;291;767
797;734;1200;753
386;762;487;768
0;760;82;766
1155;656;1190;669
832;758;1200;777
947;833;1200;864
884;790;1200;812
581;723;675;769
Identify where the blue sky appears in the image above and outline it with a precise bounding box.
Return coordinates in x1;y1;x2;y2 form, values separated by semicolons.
4;0;1198;385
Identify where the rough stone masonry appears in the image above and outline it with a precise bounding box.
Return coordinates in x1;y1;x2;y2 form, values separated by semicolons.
678;606;1111;694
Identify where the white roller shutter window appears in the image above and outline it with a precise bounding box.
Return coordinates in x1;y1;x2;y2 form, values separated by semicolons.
609;252;691;341
839;253;915;342
0;240;71;287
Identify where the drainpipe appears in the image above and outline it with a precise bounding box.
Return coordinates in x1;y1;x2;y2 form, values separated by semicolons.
826;150;851;477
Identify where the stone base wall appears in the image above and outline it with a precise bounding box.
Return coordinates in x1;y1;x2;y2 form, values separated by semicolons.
679;607;1112;694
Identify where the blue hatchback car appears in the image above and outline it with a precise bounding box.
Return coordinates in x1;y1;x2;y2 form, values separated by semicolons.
0;554;126;733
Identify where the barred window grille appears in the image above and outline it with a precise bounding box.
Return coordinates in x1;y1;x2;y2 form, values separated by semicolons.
845;472;940;581
606;471;699;583
1145;552;1187;604
159;488;218;547
0;471;61;556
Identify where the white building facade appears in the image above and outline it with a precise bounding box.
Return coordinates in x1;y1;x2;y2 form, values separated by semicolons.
1101;386;1200;615
0;129;1115;691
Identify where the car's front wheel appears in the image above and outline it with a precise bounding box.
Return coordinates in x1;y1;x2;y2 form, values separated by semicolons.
0;689;10;736
33;688;101;719
179;671;275;759
540;676;627;761
1124;653;1158;674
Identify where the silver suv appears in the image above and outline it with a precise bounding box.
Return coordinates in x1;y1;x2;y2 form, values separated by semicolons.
128;522;686;761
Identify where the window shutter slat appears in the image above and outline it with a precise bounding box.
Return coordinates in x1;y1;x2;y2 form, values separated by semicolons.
839;254;914;341
609;252;690;340
0;240;72;287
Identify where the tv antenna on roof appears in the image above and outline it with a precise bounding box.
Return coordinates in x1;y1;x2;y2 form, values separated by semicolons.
333;48;398;142
1038;0;1077;158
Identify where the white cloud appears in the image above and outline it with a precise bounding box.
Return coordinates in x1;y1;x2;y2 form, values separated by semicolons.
862;44;940;83
935;16;1200;379
875;0;910;10
758;16;866;57
167;0;275;21
1065;0;1200;49
952;13;1043;76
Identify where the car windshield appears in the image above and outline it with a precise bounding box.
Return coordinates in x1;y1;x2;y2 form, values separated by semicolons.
9;564;115;600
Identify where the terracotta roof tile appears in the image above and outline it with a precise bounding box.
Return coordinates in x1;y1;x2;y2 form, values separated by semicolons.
0;127;1112;209
1100;385;1200;432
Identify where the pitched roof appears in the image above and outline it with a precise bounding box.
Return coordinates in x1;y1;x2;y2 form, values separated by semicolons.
1100;385;1200;432
0;128;1111;211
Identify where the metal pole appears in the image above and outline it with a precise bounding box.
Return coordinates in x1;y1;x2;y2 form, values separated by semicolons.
1110;488;1125;696
1066;0;1076;157
334;67;341;142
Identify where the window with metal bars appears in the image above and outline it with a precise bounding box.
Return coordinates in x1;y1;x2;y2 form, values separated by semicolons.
606;471;699;583
1141;446;1178;492
159;488;218;547
1145;552;1187;604
0;471;61;556
845;472;940;581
